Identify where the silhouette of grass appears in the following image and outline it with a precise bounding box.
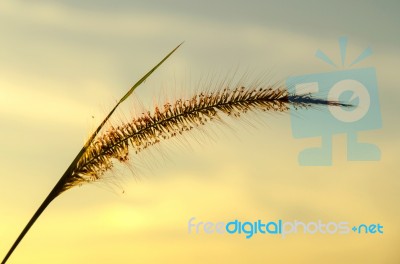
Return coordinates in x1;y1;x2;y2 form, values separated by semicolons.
1;43;349;264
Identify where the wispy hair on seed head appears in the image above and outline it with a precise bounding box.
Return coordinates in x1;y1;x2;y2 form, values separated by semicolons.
1;43;351;264
67;74;350;191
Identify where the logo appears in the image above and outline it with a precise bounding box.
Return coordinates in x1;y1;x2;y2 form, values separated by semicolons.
286;37;382;166
188;217;384;239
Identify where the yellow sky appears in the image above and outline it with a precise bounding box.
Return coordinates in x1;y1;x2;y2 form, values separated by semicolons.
1;1;399;263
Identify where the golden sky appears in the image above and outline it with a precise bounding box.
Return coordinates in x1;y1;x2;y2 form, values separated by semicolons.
1;1;399;263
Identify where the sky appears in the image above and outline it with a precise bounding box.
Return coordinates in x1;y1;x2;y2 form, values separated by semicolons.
1;1;399;263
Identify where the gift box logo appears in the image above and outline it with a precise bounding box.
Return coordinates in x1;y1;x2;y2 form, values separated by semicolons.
286;37;382;166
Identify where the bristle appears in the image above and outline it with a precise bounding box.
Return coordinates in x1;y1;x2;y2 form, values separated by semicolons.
62;86;349;191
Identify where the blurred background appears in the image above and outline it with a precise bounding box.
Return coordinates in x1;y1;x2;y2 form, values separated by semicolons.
0;1;399;263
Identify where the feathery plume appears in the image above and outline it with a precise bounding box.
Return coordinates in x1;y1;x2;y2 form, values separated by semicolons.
69;86;349;188
2;44;349;264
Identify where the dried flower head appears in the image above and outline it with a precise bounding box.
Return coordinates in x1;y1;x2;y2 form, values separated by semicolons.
64;85;348;191
1;43;349;264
